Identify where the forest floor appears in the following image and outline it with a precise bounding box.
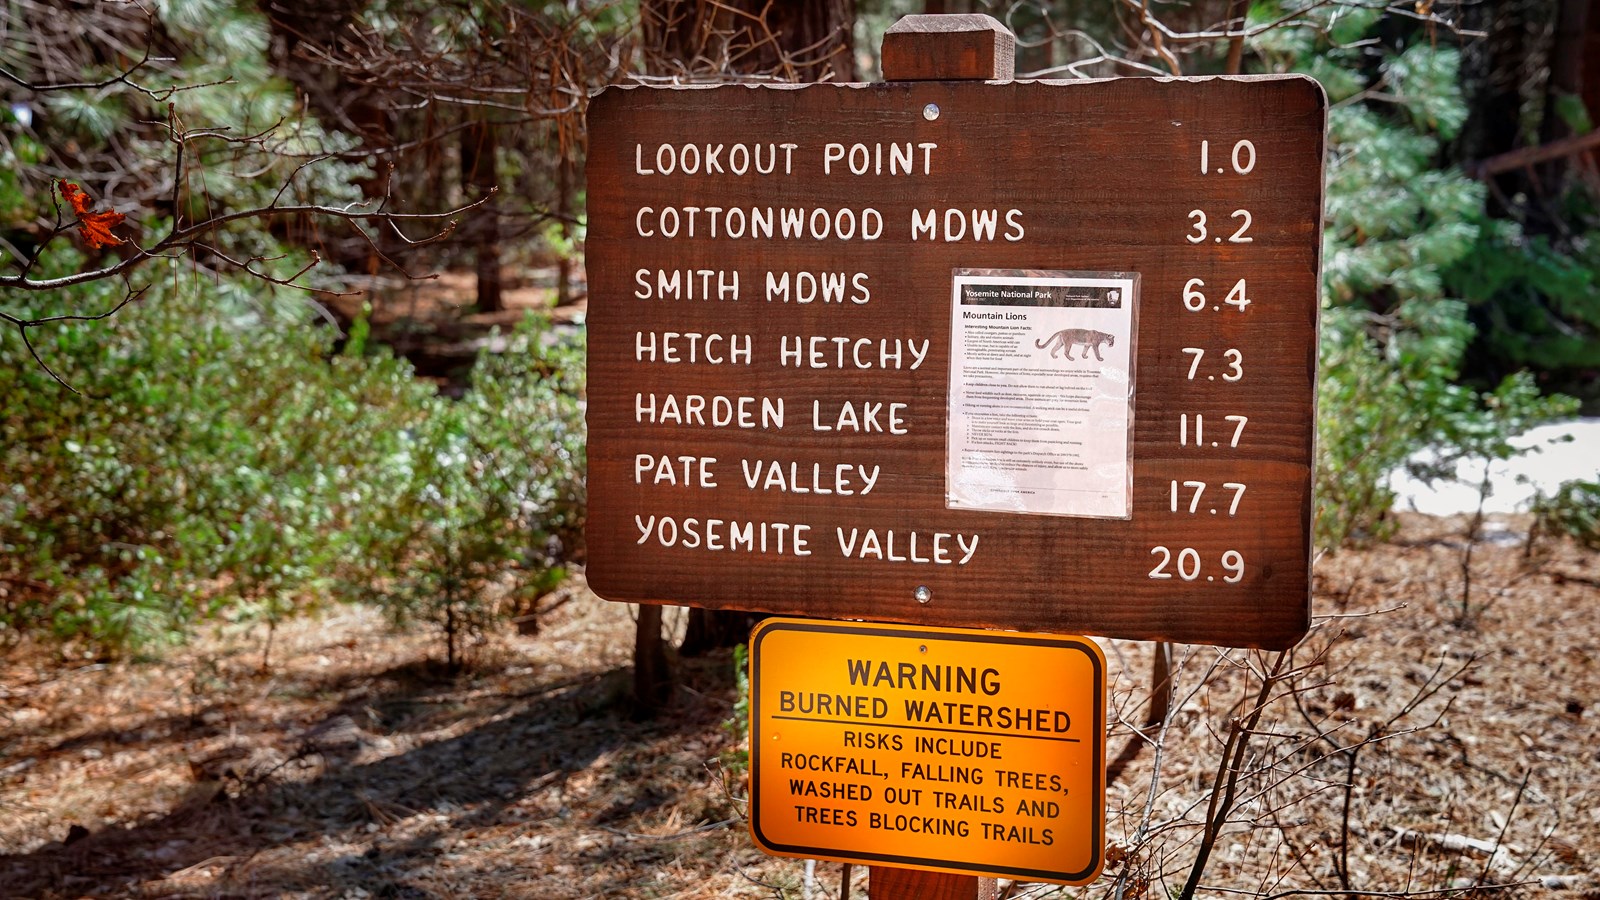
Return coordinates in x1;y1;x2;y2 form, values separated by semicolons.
1;514;1598;899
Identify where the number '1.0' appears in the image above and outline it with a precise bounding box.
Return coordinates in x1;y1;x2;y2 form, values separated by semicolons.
1200;140;1257;175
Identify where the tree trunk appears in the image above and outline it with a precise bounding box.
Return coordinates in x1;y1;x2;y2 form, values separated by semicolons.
1537;0;1592;194
1457;0;1534;159
633;604;673;710
1587;0;1600;173
460;119;503;312
679;609;764;657
556;151;574;307
262;0;396;276
1457;0;1594;219
642;0;855;82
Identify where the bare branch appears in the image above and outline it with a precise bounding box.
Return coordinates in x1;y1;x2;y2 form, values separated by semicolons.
0;45;158;93
2;284;149;394
0;191;492;293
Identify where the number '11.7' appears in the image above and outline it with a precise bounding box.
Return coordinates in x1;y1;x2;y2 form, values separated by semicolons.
1180;414;1248;448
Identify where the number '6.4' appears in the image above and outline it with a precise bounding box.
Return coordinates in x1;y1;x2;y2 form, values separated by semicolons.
1182;278;1251;312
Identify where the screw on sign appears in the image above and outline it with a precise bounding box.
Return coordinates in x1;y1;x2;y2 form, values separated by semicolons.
583;12;1325;898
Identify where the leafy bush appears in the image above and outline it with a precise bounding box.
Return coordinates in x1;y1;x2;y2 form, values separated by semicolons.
1253;6;1579;546
719;643;752;785
2;0;592;658
1532;479;1600;550
1446;218;1600;404
0;263;432;653
359;317;586;669
0;260;586;659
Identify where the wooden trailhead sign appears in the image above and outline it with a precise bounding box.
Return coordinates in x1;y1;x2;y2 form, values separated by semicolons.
584;21;1326;650
748;619;1106;885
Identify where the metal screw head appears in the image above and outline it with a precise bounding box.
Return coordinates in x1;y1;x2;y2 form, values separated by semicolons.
914;585;933;604
923;103;940;121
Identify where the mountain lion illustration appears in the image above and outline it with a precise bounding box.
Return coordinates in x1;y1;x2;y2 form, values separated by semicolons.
1035;328;1115;362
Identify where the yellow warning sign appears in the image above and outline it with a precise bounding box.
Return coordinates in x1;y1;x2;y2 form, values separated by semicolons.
748;619;1106;884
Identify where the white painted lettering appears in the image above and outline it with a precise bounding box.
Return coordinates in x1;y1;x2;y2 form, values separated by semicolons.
778;337;929;370
971;208;998;241
1005;209;1026;241
737;460;882;496
765;272;871;304
635;394;784;429
634;454;717;488
958;534;980;564
635;515;812;556
943;208;967;242
907;208;1026;242
635;332;752;365
637;143;803;178
811;400;909;434
634;206;881;241
833;529;979;565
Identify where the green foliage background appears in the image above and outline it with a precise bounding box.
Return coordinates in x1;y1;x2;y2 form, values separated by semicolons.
0;263;586;656
2;0;589;658
1250;4;1584;546
4;0;1597;655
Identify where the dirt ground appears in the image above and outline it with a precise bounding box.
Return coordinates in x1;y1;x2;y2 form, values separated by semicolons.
1;514;1597;899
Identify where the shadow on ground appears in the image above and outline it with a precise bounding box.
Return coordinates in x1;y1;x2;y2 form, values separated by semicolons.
0;653;727;899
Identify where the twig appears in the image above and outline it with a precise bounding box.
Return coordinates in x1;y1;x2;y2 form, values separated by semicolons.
0;192;491;292
1200;881;1543;898
597;817;737;841
1137;0;1182;75
1470;130;1600;178
2;284;148;393
1179;650;1292;900
1476;772;1530;885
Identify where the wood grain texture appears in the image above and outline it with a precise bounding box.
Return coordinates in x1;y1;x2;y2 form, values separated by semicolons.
868;866;992;899
881;14;1014;81
585;77;1326;649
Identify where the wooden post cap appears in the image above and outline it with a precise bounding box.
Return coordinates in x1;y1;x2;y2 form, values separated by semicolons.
880;14;1016;82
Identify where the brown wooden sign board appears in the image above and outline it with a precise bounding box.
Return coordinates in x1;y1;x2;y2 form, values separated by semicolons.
585;76;1326;650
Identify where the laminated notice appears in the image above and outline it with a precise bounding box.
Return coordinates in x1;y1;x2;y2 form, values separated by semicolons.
946;270;1139;519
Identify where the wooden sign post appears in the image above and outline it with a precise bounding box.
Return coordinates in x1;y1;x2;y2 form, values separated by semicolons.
886;24;1020;899
584;11;1326;897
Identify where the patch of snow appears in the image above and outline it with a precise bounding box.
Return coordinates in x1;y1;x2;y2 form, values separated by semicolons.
1387;418;1600;516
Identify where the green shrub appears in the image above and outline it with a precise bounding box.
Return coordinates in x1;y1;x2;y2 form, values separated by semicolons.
1257;8;1581;546
1446;218;1600;403
1533;479;1600;550
720;643;751;785
1;274;587;660
0;264;435;654
356;315;586;669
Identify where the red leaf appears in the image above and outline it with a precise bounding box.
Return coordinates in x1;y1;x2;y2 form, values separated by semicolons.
58;180;126;249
